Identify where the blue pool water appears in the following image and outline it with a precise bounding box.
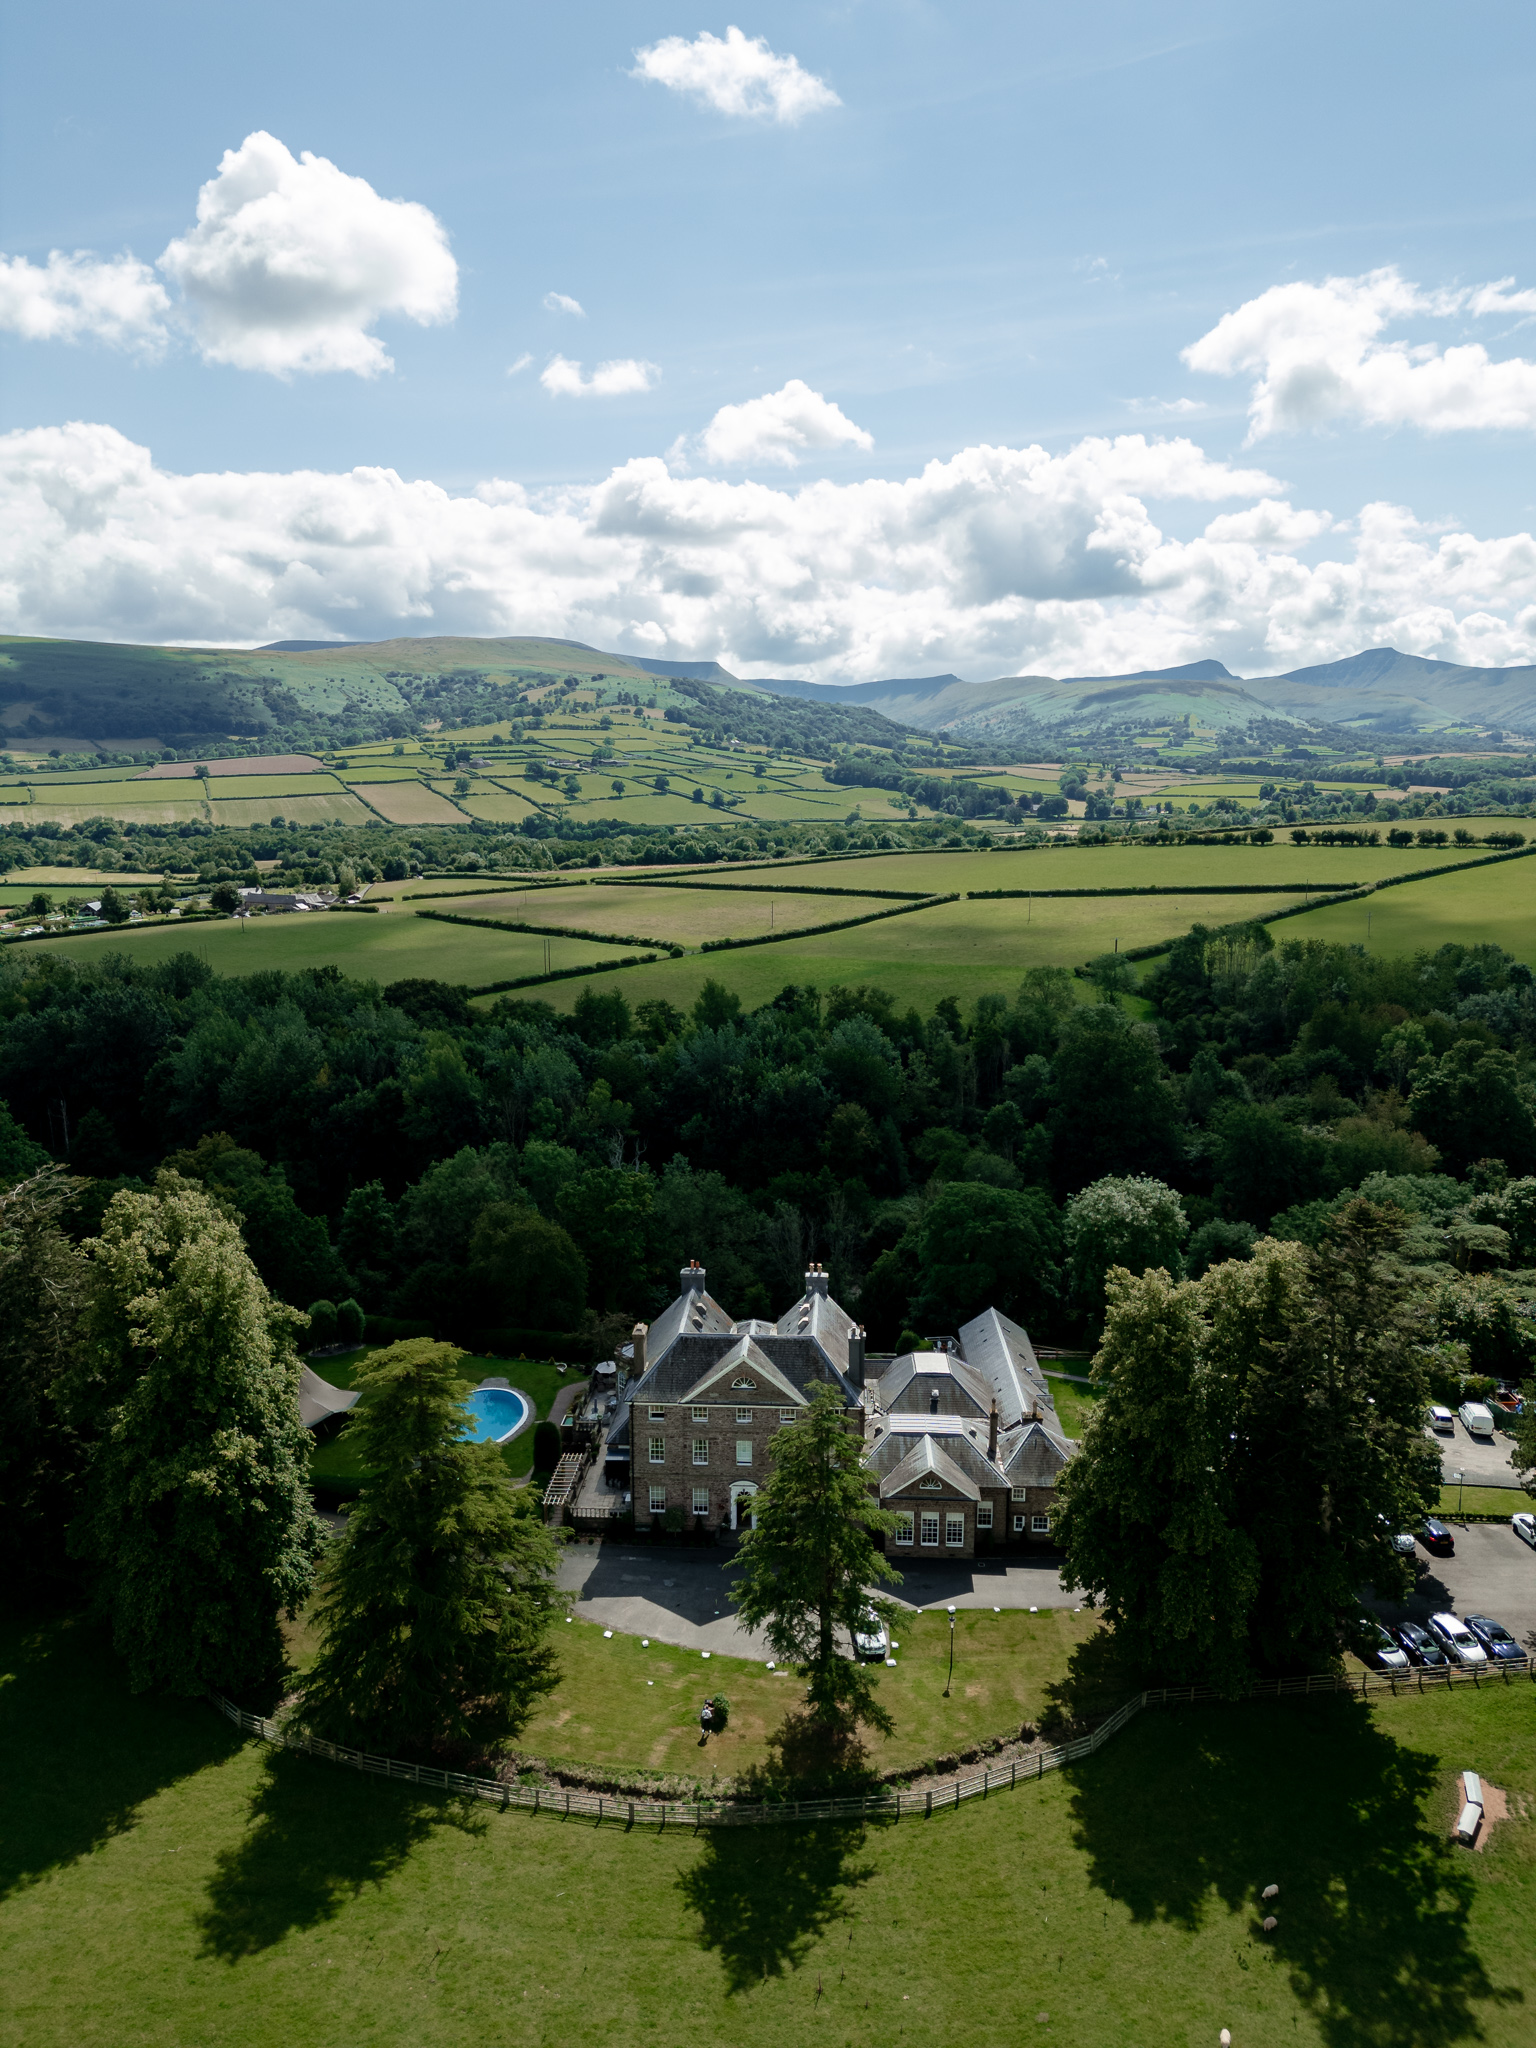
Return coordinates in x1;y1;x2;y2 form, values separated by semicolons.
461;1387;532;1444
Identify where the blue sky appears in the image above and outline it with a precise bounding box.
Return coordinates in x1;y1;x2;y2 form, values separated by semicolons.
3;1;1535;677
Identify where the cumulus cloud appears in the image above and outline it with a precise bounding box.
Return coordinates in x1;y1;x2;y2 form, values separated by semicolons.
695;379;873;468
631;26;840;123
540;354;657;398
0;249;171;352
157;132;457;376
543;291;585;316
1184;266;1536;438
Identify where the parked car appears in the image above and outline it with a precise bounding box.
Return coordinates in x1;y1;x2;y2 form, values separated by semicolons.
1426;1613;1489;1666
1392;1621;1450;1669
1513;1511;1536;1550
1354;1616;1411;1670
1418;1518;1456;1557
852;1607;890;1661
1428;1405;1456;1435
1458;1401;1495;1438
1463;1614;1527;1664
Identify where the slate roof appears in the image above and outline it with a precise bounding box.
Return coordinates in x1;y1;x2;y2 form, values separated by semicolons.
777;1288;860;1376
870;1431;983;1503
958;1307;1057;1428
873;1351;995;1419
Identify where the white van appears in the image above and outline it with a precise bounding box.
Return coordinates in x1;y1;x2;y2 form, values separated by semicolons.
1458;1402;1495;1438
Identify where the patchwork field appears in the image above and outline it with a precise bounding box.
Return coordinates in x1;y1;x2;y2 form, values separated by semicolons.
437;883;903;946
1263;854;1536;966
347;782;471;825
4;1609;1533;2048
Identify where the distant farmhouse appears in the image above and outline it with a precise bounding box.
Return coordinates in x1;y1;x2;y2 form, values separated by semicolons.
597;1262;1075;1556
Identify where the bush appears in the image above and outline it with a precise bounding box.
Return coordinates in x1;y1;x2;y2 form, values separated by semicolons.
306;1298;338;1348
705;1692;731;1729
334;1297;365;1345
532;1420;562;1472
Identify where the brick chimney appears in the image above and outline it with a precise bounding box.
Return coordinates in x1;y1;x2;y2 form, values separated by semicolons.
988;1401;999;1462
804;1262;829;1299
631;1322;648;1377
847;1324;866;1382
680;1261;705;1296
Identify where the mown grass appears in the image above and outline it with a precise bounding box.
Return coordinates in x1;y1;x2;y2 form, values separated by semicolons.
1436;1485;1532;1518
306;1349;571;1493
1044;1373;1099;1436
1272;851;1536;967
5;1605;1534;2048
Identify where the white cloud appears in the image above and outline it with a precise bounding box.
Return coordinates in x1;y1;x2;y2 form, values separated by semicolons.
506;352;533;376
543;291;586;316
631;26;840;124
0;249;172;352
696;379;873;467
1184;266;1536;439
540;354;657;398
157;131;457;376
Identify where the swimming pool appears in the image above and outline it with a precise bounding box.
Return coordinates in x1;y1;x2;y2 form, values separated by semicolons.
460;1387;532;1444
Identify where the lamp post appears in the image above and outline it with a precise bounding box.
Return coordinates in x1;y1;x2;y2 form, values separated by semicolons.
1453;1467;1464;1517
944;1605;956;1697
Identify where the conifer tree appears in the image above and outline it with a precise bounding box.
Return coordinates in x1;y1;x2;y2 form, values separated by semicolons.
298;1340;563;1759
67;1173;322;1695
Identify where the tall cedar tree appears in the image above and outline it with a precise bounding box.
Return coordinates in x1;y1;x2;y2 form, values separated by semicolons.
66;1173;323;1695
1055;1201;1439;1688
0;1166;90;1585
298;1340;563;1760
731;1380;900;1735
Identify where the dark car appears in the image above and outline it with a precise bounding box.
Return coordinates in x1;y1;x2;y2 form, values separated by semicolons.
1464;1614;1527;1664
1392;1620;1450;1669
1418;1518;1456;1557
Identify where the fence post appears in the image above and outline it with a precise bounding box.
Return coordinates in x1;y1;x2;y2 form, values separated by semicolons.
925;1790;932;1818
984;1767;989;1799
598;1796;603;1825
1011;1759;1017;1788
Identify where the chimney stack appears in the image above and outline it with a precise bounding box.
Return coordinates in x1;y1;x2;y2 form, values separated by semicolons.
805;1262;830;1299
988;1401;999;1462
847;1323;866;1382
632;1322;648;1378
680;1261;705;1296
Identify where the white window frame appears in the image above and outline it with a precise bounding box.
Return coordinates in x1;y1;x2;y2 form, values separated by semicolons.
735;1407;754;1424
648;1436;665;1464
648;1485;665;1514
920;1513;940;1547
649;1406;665;1422
779;1407;794;1423
1031;1513;1051;1534
691;1486;709;1516
692;1438;709;1466
690;1405;708;1423
975;1503;993;1530
945;1513;964;1547
1013;1513;1027;1532
893;1513;914;1546
735;1439;752;1467
1011;1485;1027;1501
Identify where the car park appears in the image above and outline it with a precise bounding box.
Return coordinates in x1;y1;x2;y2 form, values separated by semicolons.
1458;1401;1495;1438
1428;1405;1456;1435
1418;1518;1456;1557
1464;1614;1527;1663
852;1608;890;1661
1392;1621;1450;1668
1514;1512;1536;1550
1355;1617;1411;1670
1427;1613;1489;1666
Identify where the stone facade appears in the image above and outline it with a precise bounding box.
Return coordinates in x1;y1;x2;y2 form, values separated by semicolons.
602;1264;1075;1553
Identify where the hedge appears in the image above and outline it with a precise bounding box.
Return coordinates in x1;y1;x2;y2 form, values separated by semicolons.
465;953;663;997
697;893;958;954
609;878;930;900
969;882;1360;901
416;907;684;955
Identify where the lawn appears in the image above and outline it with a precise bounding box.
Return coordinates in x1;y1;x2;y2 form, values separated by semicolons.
305;1349;575;1494
1268;854;1536;967
4;1606;1533;2048
517;1605;1104;1781
18;909;636;984
1043;1373;1099;1437
1436;1485;1531;1518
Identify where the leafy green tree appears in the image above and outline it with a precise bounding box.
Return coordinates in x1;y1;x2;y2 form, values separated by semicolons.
468;1201;587;1328
732;1382;900;1744
1209;1101;1330;1226
1064;1174;1187;1319
0;1166;90;1584
65;1174;322;1695
297;1340;563;1758
1055;1205;1440;1688
1051;1006;1183;1189
210;882;242;914
163;1133;347;1307
1408;1042;1536;1175
556;1167;652;1311
910;1180;1061;1332
98;886;131;924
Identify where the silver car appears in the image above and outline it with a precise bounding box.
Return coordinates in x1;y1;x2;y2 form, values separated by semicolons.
1427;1612;1489;1667
853;1608;890;1661
1513;1511;1536;1551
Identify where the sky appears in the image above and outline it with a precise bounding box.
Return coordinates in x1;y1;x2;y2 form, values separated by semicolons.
2;0;1536;681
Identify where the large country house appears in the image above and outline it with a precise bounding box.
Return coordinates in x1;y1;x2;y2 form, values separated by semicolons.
600;1262;1074;1557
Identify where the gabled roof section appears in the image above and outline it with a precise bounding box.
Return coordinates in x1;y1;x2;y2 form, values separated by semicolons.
679;1336;808;1408
776;1288;858;1375
958;1307;1056;1429
873;1432;982;1504
865;1418;1006;1491
1000;1419;1073;1487
874;1350;993;1419
646;1283;736;1373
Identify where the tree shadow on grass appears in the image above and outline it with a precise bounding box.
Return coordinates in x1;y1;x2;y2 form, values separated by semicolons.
0;1606;243;1903
677;1818;875;1994
1063;1692;1523;2048
195;1746;488;1960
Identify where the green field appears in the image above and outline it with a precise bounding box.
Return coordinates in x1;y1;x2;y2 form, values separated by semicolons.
5;1608;1533;2048
439;883;902;946
1436;1485;1530;1518
18;911;640;986
1265;856;1536;966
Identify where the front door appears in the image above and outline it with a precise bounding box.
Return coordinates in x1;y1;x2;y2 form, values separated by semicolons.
730;1483;758;1531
